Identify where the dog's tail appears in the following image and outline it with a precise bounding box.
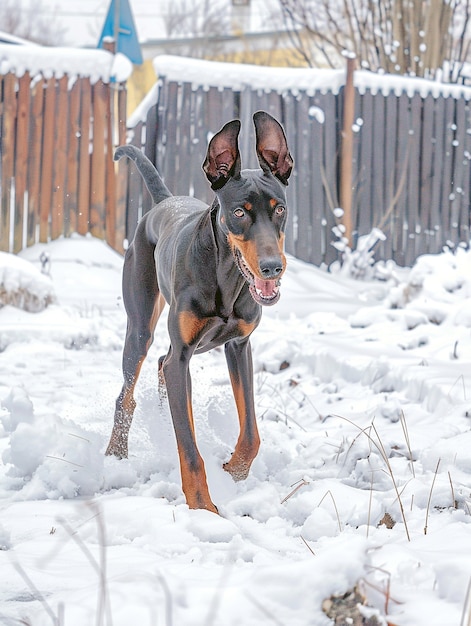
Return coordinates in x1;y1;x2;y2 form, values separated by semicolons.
114;145;172;205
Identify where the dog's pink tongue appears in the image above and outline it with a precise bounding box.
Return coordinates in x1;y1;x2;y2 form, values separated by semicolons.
254;276;277;297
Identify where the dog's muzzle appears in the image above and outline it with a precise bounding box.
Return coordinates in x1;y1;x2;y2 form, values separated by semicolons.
233;249;282;306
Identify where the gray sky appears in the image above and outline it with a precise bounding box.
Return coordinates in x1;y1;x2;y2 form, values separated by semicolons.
12;0;280;48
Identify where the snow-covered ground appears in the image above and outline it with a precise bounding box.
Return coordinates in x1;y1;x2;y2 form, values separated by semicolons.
1;234;471;625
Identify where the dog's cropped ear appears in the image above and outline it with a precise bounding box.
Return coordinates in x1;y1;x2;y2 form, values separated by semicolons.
253;111;293;185
203;120;241;190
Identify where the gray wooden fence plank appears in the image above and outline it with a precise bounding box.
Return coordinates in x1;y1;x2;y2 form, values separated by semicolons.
126;121;144;242
430;95;445;253
356;90;373;238
192;86;212;204
294;95;312;263
380;91;398;260
372;91;385;227
322;91;339;265
420;94;435;253
440;97;456;245
460;101;471;245
222;87;236;125
155;78;167;177
406;93;422;265
452;98;467;243
283;91;297;256
239;87;256;169
174;82;192;197
308;93;327;265
162;81;179;193
391;92;410;265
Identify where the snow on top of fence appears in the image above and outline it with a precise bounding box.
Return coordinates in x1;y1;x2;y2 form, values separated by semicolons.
355;70;471;100
153;55;345;96
152;55;471;102
0;43;132;83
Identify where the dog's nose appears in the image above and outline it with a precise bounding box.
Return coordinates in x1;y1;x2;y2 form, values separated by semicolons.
259;258;283;278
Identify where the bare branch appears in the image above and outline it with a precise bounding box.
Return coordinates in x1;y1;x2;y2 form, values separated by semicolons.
273;0;471;80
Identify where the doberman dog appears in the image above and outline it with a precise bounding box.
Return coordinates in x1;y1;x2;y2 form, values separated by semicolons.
106;111;293;513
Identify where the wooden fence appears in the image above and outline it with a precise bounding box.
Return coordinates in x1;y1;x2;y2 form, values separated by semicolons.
2;55;471;267
122;59;471;267
0;71;127;254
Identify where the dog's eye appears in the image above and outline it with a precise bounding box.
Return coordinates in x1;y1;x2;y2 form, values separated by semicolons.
233;208;245;218
274;205;285;216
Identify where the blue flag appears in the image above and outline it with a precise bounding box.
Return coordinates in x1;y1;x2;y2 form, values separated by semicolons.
98;0;143;65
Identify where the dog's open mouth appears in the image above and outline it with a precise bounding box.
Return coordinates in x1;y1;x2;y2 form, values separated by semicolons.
233;249;281;306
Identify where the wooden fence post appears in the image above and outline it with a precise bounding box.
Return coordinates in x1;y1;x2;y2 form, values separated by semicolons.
340;56;356;247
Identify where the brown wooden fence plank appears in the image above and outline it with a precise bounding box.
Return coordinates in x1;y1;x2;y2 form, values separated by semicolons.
1;73;17;251
13;72;31;252
105;83;116;249
90;80;107;239
115;83;128;252
51;75;69;241
27;76;45;246
66;79;81;236
77;77;91;235
39;76;56;243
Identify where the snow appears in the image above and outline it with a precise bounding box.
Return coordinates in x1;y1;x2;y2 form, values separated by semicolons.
152;54;471;100
0;42;133;83
1;234;471;625
153;54;346;95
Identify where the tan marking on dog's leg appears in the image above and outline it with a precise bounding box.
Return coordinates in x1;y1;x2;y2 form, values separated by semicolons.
178;310;208;345
223;373;260;481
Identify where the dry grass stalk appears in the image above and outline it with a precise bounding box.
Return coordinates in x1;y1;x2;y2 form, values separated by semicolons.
424;459;441;535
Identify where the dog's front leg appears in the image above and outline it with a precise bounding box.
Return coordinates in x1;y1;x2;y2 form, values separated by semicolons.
161;343;218;514
223;338;261;481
